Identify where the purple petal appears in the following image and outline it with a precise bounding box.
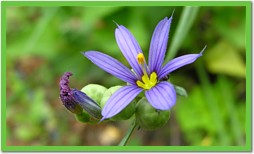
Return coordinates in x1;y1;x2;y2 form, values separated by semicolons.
158;46;206;80
101;85;142;121
83;51;137;85
115;25;143;79
145;81;176;110
148;16;173;73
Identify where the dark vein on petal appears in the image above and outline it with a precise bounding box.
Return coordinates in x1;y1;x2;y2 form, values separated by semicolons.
103;86;142;117
153;85;168;109
157;82;175;107
117;28;142;78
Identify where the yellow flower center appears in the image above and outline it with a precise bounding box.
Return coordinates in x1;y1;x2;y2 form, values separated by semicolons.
136;53;158;90
137;72;157;90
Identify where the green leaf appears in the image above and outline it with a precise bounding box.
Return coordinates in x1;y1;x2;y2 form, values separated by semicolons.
213;8;245;50
204;40;246;78
174;85;188;97
165;6;199;62
81;7;123;33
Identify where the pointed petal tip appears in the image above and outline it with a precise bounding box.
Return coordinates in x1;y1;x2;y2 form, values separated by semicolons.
99;117;106;123
164;9;174;21
164;14;173;22
171;9;175;18
113;20;119;27
82;51;93;57
116;25;127;30
81;51;87;56
82;51;102;58
200;45;207;56
114;23;144;78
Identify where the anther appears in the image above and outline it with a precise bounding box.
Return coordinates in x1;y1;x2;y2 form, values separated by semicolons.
137;53;145;64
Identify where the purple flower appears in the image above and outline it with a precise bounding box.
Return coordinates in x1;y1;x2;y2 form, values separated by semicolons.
83;16;206;121
59;72;102;119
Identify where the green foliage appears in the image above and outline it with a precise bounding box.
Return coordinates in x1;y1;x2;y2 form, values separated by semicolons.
204;40;246;78
174;85;188;97
175;75;245;146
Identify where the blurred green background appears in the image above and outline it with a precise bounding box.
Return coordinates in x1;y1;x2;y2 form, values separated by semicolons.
6;6;246;146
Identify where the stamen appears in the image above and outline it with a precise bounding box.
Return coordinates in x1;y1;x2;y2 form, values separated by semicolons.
137;53;145;64
137;80;146;88
150;72;157;83
136;53;157;90
136;53;148;77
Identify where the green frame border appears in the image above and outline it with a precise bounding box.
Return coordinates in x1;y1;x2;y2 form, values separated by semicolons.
1;1;251;152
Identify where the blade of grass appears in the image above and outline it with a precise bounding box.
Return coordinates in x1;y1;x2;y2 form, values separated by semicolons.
218;75;244;145
196;62;230;145
24;7;59;52
82;7;122;33
165;6;199;62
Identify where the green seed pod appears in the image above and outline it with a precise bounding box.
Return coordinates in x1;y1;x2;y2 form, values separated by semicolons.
100;86;122;108
100;86;135;121
111;101;136;121
81;84;107;106
135;98;170;130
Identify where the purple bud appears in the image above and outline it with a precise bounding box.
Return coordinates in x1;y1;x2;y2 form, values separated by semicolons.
72;89;102;119
59;72;83;114
59;72;102;119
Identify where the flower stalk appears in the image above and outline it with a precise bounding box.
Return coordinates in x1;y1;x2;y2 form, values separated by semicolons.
118;119;137;146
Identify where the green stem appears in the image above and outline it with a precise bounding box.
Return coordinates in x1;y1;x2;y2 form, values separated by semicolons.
165;6;199;62
24;7;59;52
118;120;137;146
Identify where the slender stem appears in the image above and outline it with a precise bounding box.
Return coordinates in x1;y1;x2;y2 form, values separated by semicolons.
165;6;199;62
118;120;137;146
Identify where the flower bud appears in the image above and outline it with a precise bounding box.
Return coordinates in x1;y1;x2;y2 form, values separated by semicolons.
100;86;135;121
100;86;122;108
72;89;102;119
81;84;107;106
59;72;102;120
135;98;170;130
59;72;83;114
